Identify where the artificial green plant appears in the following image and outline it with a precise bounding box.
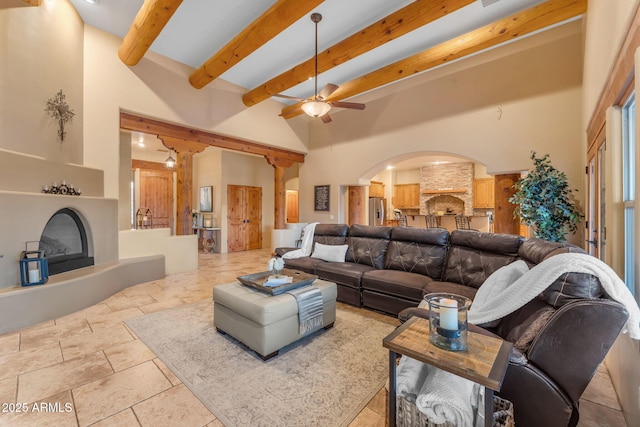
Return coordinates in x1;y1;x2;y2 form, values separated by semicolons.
509;151;584;242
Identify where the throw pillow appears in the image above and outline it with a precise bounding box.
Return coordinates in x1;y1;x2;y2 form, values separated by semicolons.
311;243;348;263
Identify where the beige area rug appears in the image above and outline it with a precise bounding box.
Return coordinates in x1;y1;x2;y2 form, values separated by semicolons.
126;299;395;427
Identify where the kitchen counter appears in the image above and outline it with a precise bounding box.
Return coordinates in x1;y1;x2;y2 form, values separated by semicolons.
405;214;492;232
440;215;491;232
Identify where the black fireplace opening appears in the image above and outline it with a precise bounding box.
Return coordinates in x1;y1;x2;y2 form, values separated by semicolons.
39;208;94;275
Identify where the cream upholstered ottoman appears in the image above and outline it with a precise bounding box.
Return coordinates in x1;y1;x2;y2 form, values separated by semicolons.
213;279;337;360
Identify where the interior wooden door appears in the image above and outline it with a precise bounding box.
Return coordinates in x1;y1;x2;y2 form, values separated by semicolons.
246;186;262;250
227;185;262;252
493;174;520;235
348;186;366;225
286;190;299;223
227;185;246;252
586;129;606;259
140;170;173;231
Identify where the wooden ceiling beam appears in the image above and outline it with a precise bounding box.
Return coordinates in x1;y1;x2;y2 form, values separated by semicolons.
243;0;475;107
120;112;305;164
189;0;324;90
158;136;207;154
118;0;183;66
131;159;174;172
281;0;587;119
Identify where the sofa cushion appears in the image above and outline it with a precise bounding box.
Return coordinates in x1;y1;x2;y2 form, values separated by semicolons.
313;224;349;246
362;269;433;302
314;261;375;288
311;243;348;263
442;230;523;288
542;272;604;308
518;239;604;306
385;227;449;279
422;280;478;301
345;224;392;269
518;238;582;265
282;256;325;274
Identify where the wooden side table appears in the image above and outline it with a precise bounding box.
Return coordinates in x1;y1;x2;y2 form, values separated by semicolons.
383;317;512;427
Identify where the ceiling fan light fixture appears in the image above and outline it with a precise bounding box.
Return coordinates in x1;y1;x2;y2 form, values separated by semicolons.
301;100;331;118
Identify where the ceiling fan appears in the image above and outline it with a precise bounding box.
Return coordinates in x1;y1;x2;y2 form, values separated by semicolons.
273;13;365;124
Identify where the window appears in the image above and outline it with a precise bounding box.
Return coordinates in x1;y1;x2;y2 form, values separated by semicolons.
622;94;636;297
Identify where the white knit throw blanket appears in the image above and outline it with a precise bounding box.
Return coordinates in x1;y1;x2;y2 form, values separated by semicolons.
396;356;477;426
282;222;318;259
468;253;640;339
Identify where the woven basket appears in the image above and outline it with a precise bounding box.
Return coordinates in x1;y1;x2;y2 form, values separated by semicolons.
396;395;515;427
492;396;515;427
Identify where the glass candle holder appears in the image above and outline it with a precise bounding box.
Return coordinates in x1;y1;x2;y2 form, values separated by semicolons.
425;293;472;351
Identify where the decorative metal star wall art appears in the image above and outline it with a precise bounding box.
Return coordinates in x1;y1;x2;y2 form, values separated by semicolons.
44;89;75;142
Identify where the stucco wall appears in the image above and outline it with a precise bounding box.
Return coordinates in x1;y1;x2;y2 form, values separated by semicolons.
82;26;309;200
0;0;84;163
298;22;584;235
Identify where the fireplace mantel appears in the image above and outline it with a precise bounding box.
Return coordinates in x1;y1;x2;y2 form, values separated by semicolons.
422;189;467;194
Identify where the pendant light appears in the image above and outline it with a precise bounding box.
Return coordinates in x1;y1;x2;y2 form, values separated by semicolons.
165;149;176;168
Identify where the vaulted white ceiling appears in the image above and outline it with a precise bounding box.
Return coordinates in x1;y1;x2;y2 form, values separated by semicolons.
67;0;574;107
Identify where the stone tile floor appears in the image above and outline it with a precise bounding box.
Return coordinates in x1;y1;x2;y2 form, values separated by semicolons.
0;248;627;426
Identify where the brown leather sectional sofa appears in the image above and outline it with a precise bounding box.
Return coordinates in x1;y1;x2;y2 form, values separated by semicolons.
279;224;603;316
276;224;629;427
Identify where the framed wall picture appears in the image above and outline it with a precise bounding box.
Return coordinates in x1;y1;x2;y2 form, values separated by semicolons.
314;185;330;211
199;186;213;212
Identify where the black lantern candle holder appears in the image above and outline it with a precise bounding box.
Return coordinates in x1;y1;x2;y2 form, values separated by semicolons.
19;241;49;286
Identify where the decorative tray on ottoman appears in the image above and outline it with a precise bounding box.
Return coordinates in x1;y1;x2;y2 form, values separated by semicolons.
237;268;318;296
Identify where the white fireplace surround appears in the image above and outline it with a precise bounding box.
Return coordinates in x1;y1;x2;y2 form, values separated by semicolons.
0;149;167;334
0;191;118;288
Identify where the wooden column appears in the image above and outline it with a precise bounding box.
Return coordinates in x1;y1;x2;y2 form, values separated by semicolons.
493;174;521;235
266;156;294;230
175;151;193;235
158;137;205;235
348;186;366;225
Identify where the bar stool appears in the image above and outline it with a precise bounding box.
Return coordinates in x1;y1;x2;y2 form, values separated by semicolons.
455;215;472;230
425;215;439;228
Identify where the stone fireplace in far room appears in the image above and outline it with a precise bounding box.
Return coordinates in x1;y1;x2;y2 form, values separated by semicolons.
420;162;474;216
424;194;467;216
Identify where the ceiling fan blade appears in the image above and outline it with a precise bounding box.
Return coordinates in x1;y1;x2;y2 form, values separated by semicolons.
320;113;332;124
317;83;339;100
272;93;306;102
329;101;366;110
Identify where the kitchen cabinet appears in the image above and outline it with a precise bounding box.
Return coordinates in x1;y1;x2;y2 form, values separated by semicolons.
369;181;385;198
473;178;495;208
393;183;420;209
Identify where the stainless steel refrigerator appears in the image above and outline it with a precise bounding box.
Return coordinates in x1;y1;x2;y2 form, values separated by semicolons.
369;198;385;226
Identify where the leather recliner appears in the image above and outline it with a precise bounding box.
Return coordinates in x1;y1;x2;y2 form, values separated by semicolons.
398;238;630;427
